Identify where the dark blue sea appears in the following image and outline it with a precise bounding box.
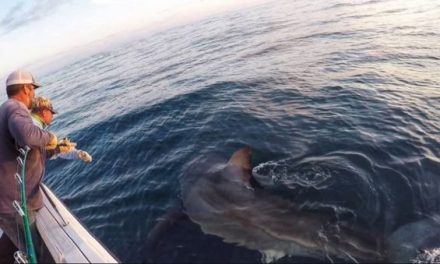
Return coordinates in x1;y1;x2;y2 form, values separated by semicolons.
34;0;440;262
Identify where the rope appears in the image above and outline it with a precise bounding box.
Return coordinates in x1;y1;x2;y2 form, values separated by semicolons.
16;146;37;264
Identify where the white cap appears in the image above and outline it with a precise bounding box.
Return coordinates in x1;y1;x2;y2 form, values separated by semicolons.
6;69;40;88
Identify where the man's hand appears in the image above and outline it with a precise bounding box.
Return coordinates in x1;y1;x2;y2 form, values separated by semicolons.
56;138;77;154
78;150;92;163
46;132;58;150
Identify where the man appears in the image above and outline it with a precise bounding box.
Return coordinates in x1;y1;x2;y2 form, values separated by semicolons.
0;70;72;254
31;96;92;163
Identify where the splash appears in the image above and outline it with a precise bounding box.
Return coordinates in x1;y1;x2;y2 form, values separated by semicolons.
252;157;333;190
261;249;286;263
412;248;440;263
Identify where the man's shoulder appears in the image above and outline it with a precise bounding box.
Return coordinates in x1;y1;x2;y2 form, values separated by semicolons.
0;99;27;114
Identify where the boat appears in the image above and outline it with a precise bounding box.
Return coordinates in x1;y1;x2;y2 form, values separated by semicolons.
0;184;119;263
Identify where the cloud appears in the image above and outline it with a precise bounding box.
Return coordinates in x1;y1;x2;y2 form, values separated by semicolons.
91;0;121;4
0;0;69;35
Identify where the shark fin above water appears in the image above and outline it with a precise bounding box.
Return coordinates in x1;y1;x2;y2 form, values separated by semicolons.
226;146;253;186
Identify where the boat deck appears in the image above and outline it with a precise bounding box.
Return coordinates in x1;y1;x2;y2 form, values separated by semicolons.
0;184;118;263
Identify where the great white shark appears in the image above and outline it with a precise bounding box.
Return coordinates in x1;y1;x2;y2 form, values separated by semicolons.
180;147;385;262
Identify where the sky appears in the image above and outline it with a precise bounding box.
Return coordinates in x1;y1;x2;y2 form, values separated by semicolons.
0;0;269;79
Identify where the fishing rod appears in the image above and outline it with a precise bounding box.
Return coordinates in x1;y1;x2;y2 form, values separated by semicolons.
13;146;37;264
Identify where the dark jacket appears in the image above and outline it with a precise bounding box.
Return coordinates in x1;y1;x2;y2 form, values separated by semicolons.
0;99;53;214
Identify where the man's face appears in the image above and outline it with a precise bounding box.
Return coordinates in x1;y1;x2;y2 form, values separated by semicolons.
24;84;36;109
41;109;54;126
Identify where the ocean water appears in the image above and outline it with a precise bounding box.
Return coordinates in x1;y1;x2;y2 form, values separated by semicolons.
33;0;440;262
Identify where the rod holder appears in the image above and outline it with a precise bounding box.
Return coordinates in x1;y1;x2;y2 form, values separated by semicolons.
15;173;22;184
19;148;26;156
12;200;25;216
14;251;28;264
16;157;24;167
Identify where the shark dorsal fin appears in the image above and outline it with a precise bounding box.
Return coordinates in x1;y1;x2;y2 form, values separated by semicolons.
227;147;252;184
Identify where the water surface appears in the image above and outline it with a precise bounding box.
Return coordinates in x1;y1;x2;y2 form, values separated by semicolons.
37;0;440;262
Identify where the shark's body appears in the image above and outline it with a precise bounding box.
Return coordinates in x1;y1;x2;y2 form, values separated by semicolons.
181;147;384;262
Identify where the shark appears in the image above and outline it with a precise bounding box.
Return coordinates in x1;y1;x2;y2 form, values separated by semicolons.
180;147;385;262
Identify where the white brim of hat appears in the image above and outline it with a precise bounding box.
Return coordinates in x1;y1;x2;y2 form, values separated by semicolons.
6;80;40;88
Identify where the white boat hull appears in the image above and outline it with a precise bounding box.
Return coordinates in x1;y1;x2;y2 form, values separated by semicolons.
1;184;118;263
37;184;118;263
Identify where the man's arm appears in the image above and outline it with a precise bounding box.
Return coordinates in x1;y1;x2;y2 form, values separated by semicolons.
45;149;59;160
8;106;52;148
55;149;80;160
45;143;78;160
